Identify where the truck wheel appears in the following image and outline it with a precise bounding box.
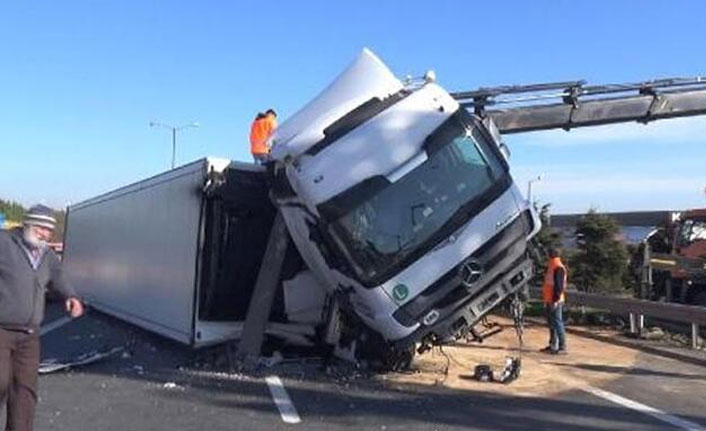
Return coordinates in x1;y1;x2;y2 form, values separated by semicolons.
383;344;415;371
354;330;416;371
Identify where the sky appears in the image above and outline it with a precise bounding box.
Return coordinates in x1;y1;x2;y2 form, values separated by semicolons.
1;1;704;214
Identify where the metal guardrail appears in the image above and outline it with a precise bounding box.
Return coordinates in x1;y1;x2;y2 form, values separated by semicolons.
529;287;706;349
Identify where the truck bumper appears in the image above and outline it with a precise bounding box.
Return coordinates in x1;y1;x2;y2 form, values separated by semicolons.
388;210;536;349
392;255;533;350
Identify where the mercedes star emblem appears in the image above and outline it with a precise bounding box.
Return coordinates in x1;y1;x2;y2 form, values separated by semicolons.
459;259;483;288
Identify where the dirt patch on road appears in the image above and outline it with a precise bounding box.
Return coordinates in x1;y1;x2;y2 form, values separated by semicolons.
385;317;639;397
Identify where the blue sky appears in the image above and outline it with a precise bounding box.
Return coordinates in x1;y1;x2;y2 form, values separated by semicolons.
1;1;704;213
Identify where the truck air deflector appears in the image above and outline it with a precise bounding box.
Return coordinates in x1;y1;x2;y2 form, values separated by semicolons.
271;48;404;161
304;90;411;157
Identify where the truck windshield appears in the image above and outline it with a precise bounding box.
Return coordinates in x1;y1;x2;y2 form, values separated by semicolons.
326;112;508;285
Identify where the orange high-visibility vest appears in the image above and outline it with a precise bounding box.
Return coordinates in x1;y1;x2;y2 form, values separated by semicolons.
249;114;277;156
542;257;567;304
250;118;269;155
264;114;277;136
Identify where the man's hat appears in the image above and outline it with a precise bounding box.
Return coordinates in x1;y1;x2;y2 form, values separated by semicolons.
24;205;57;230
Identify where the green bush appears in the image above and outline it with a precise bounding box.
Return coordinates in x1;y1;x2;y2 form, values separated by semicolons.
569;209;629;294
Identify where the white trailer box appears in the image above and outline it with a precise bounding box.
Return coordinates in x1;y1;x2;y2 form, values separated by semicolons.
63;158;279;346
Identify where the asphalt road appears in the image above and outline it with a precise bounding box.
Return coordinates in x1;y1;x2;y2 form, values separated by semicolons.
8;304;705;431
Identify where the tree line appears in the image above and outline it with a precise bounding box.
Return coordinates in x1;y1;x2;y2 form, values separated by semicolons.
0;199;26;221
532;204;635;296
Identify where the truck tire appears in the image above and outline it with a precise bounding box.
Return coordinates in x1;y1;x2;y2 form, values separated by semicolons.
354;328;416;371
384;345;416;372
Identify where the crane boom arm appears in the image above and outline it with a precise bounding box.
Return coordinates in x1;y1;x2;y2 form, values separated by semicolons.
451;77;706;134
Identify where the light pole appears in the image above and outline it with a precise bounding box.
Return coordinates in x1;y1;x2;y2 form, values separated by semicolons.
527;175;542;202
149;121;199;169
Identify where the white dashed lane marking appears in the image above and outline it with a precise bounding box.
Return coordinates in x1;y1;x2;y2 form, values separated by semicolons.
583;386;706;431
266;375;301;424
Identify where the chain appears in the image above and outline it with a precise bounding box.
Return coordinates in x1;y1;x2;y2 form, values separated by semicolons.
510;292;525;358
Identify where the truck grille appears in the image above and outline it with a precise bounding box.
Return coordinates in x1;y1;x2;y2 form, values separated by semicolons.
392;210;533;327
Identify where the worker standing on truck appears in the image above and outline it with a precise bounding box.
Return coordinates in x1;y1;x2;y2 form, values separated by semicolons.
540;248;568;355
249;108;278;164
0;205;84;431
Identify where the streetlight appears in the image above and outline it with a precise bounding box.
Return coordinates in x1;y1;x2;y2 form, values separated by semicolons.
149;121;199;169
527;175;542;202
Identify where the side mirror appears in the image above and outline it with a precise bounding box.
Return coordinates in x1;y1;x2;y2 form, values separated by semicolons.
499;143;511;160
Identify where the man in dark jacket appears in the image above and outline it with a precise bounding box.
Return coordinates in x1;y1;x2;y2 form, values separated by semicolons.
0;205;84;431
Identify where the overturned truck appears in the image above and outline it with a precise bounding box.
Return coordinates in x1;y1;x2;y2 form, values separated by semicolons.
64;49;542;366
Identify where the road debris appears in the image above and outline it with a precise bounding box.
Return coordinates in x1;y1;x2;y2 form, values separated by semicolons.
162;382;184;391
39;346;125;374
472;357;521;384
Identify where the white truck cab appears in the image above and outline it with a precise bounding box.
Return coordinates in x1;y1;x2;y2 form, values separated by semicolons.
270;49;540;352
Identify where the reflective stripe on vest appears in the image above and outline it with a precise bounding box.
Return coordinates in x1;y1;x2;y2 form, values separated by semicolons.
542;257;567;303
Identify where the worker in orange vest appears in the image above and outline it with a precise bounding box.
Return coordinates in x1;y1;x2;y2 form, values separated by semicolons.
249;109;278;164
540;248;568;355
